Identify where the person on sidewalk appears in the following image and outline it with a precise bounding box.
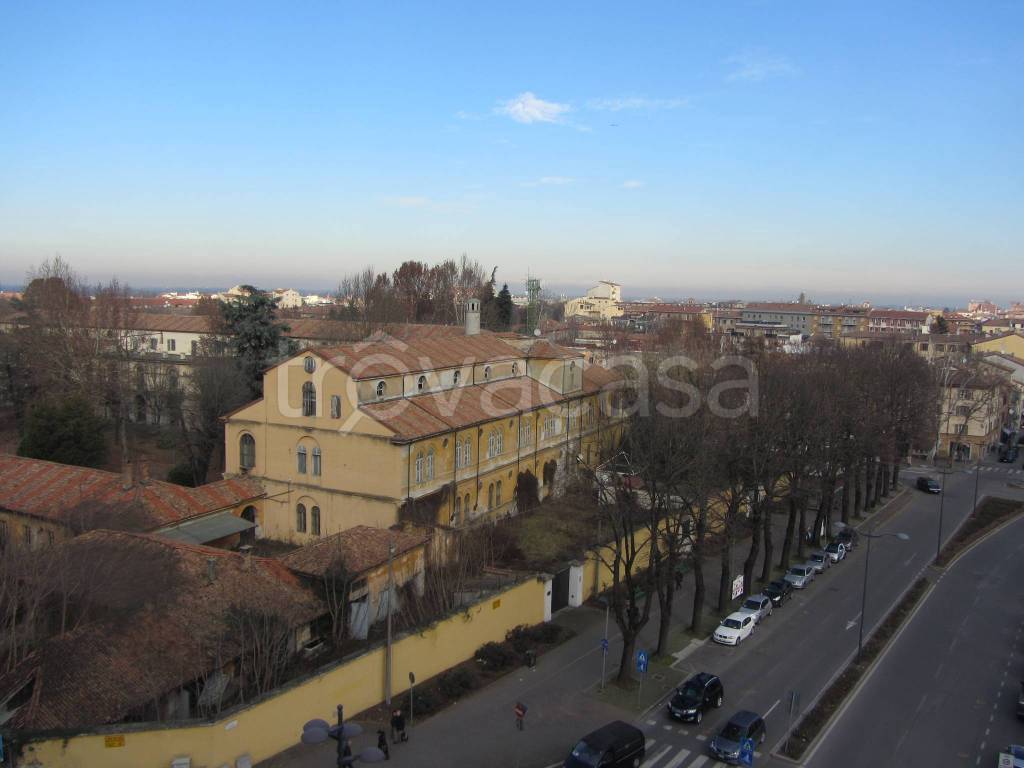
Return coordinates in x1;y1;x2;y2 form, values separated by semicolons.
394;709;408;742
377;729;390;760
514;701;527;731
390;709;402;743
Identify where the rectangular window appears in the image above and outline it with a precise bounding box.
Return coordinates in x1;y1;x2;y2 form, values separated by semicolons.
149;337;157;350
956;424;968;434
311;507;321;536
312;449;321;476
297;449;307;474
167;339;176;351
191;340;198;355
330;395;341;419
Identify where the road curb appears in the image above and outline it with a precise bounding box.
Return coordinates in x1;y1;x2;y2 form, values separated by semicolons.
934;503;1024;572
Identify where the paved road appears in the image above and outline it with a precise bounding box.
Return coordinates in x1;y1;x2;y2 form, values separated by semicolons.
807;512;1024;768
263;461;1024;768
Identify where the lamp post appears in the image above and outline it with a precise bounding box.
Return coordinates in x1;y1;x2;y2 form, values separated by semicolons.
836;522;910;657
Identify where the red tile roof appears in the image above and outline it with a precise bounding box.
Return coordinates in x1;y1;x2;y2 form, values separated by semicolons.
0;455;263;530
281;525;431;578
316;333;521;380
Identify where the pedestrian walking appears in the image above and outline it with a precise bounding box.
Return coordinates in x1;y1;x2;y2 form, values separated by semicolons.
514;701;527;731
673;567;683;590
377;729;390;760
394;709;408;742
390;709;402;743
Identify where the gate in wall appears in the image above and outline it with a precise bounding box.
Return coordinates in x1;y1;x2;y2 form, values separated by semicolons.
551;567;570;612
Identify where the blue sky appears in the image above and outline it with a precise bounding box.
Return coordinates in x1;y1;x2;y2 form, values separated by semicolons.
1;1;1022;304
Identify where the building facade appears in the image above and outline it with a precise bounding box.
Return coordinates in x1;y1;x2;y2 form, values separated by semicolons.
564;281;624;322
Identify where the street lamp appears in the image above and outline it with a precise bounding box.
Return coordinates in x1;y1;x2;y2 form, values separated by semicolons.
835;522;909;657
302;705;386;766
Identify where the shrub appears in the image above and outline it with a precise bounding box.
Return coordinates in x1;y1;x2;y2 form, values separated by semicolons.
530;622;563;645
475;641;518;670
438;667;478;699
166;462;197;487
404;687;437;716
506;625;532;654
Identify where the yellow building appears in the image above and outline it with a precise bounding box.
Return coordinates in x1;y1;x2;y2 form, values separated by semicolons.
972;331;1024;359
564;281;624;322
224;302;629;543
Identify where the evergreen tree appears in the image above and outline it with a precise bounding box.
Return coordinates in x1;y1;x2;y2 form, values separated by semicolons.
496;283;514;330
18;395;108;468
220;287;291;398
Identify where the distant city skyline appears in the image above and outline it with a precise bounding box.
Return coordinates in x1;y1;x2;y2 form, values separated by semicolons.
2;2;1021;303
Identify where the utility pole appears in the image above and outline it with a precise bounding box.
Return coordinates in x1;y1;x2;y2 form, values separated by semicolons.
384;539;396;707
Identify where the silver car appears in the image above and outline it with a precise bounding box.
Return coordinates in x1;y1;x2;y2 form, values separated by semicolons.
807;551;831;573
738;594;773;624
784;564;815;589
824;541;846;563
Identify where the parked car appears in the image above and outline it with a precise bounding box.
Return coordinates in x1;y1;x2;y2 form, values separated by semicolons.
784;564;815;589
835;528;858;551
738;594;773;624
713;612;757;646
564;721;645;768
764;579;794;607
709;710;766;765
808;551;831;573
667;672;724;724
997;744;1024;768
824;541;847;563
916;476;941;493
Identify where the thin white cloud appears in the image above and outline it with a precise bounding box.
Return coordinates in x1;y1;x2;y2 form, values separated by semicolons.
726;52;798;82
495;92;571;124
587;96;688;111
385;196;431;208
455;110;483;120
521;176;575;188
622;180;645;189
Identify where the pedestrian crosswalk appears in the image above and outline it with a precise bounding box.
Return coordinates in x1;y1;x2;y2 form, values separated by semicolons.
976;465;1024;475
637;736;761;768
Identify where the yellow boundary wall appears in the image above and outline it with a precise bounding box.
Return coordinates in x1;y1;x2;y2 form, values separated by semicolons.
18;577;546;768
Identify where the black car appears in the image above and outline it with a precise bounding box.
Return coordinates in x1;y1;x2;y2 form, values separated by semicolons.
916;476;941;493
709;710;766;764
565;721;645;768
764;579;794;607
835;528;858;551
667;672;724;723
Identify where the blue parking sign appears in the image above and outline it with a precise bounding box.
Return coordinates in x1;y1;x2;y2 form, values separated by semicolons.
739;737;755;766
600;638;609;653
636;649;648;673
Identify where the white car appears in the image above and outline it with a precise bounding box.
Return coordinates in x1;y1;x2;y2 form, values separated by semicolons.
738;594;773;624
824;541;846;563
713;612;757;646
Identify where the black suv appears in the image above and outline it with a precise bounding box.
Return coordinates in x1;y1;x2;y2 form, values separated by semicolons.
916;476;941;494
667;672;724;724
764;579;794;607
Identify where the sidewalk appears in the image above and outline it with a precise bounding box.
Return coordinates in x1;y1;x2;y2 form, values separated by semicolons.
258;509;859;768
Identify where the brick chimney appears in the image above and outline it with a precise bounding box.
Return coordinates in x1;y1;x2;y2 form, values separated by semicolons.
465;298;481;336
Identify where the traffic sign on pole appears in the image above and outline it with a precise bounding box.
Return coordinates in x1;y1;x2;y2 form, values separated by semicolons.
636;649;648;673
600;638;609;653
739;737;755;766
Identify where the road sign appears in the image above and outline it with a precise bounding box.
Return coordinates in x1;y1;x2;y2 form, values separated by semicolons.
600;638;609;653
636;649;648;673
731;574;744;600
739;737;755;766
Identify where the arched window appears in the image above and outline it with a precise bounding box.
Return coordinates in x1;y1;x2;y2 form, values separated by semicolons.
453;370;461;386
330;395;341;419
312;447;322;476
483;366;492;381
311;506;321;536
296;503;307;533
239;434;255;470
426;448;434;480
418;375;427;392
376;380;386;399
453;496;461;524
415;452;424;484
464;493;471;513
487;432;496;458
302;382;316;417
512;362;519;376
496;480;503;506
488;483;494;510
495;431;504;455
304;356;316;374
297;445;307;474
455;440;463;469
464;438;472;465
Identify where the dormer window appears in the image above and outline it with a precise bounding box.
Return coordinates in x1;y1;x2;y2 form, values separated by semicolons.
512;362;519;376
304;356;316;374
453;370;461;386
376;381;386;399
418;375;427;392
483;366;492;381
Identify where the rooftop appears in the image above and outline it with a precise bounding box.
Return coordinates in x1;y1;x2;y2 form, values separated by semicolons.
280;524;431;578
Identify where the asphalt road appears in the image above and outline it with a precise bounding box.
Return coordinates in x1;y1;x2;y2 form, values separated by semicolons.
807;507;1024;768
630;462;1024;768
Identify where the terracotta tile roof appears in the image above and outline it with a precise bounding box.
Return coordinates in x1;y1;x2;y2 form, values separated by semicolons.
744;303;820;313
0;530;322;730
0;454;263;530
359;399;452;442
867;309;933;320
581;365;627;393
480;377;566;412
622;303;705;315
316;333;521;380
524;339;583;360
281;525;430;578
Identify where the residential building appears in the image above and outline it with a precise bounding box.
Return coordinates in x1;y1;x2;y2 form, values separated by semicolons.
564;281;624;322
980;317;1024;336
281;524;430;639
740;303;820;335
0;530;324;728
936;368;1012;461
972;331;1024;360
867;309;934;335
0;455;263;548
840;332;976;364
272;288;303;309
223;301;629;543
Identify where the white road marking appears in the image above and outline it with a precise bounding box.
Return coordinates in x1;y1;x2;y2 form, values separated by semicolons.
689;757;710;767
642;745;672;767
661;749;691;768
902;554;916;567
696;733;707;741
765;698;782;718
647;719;657;725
